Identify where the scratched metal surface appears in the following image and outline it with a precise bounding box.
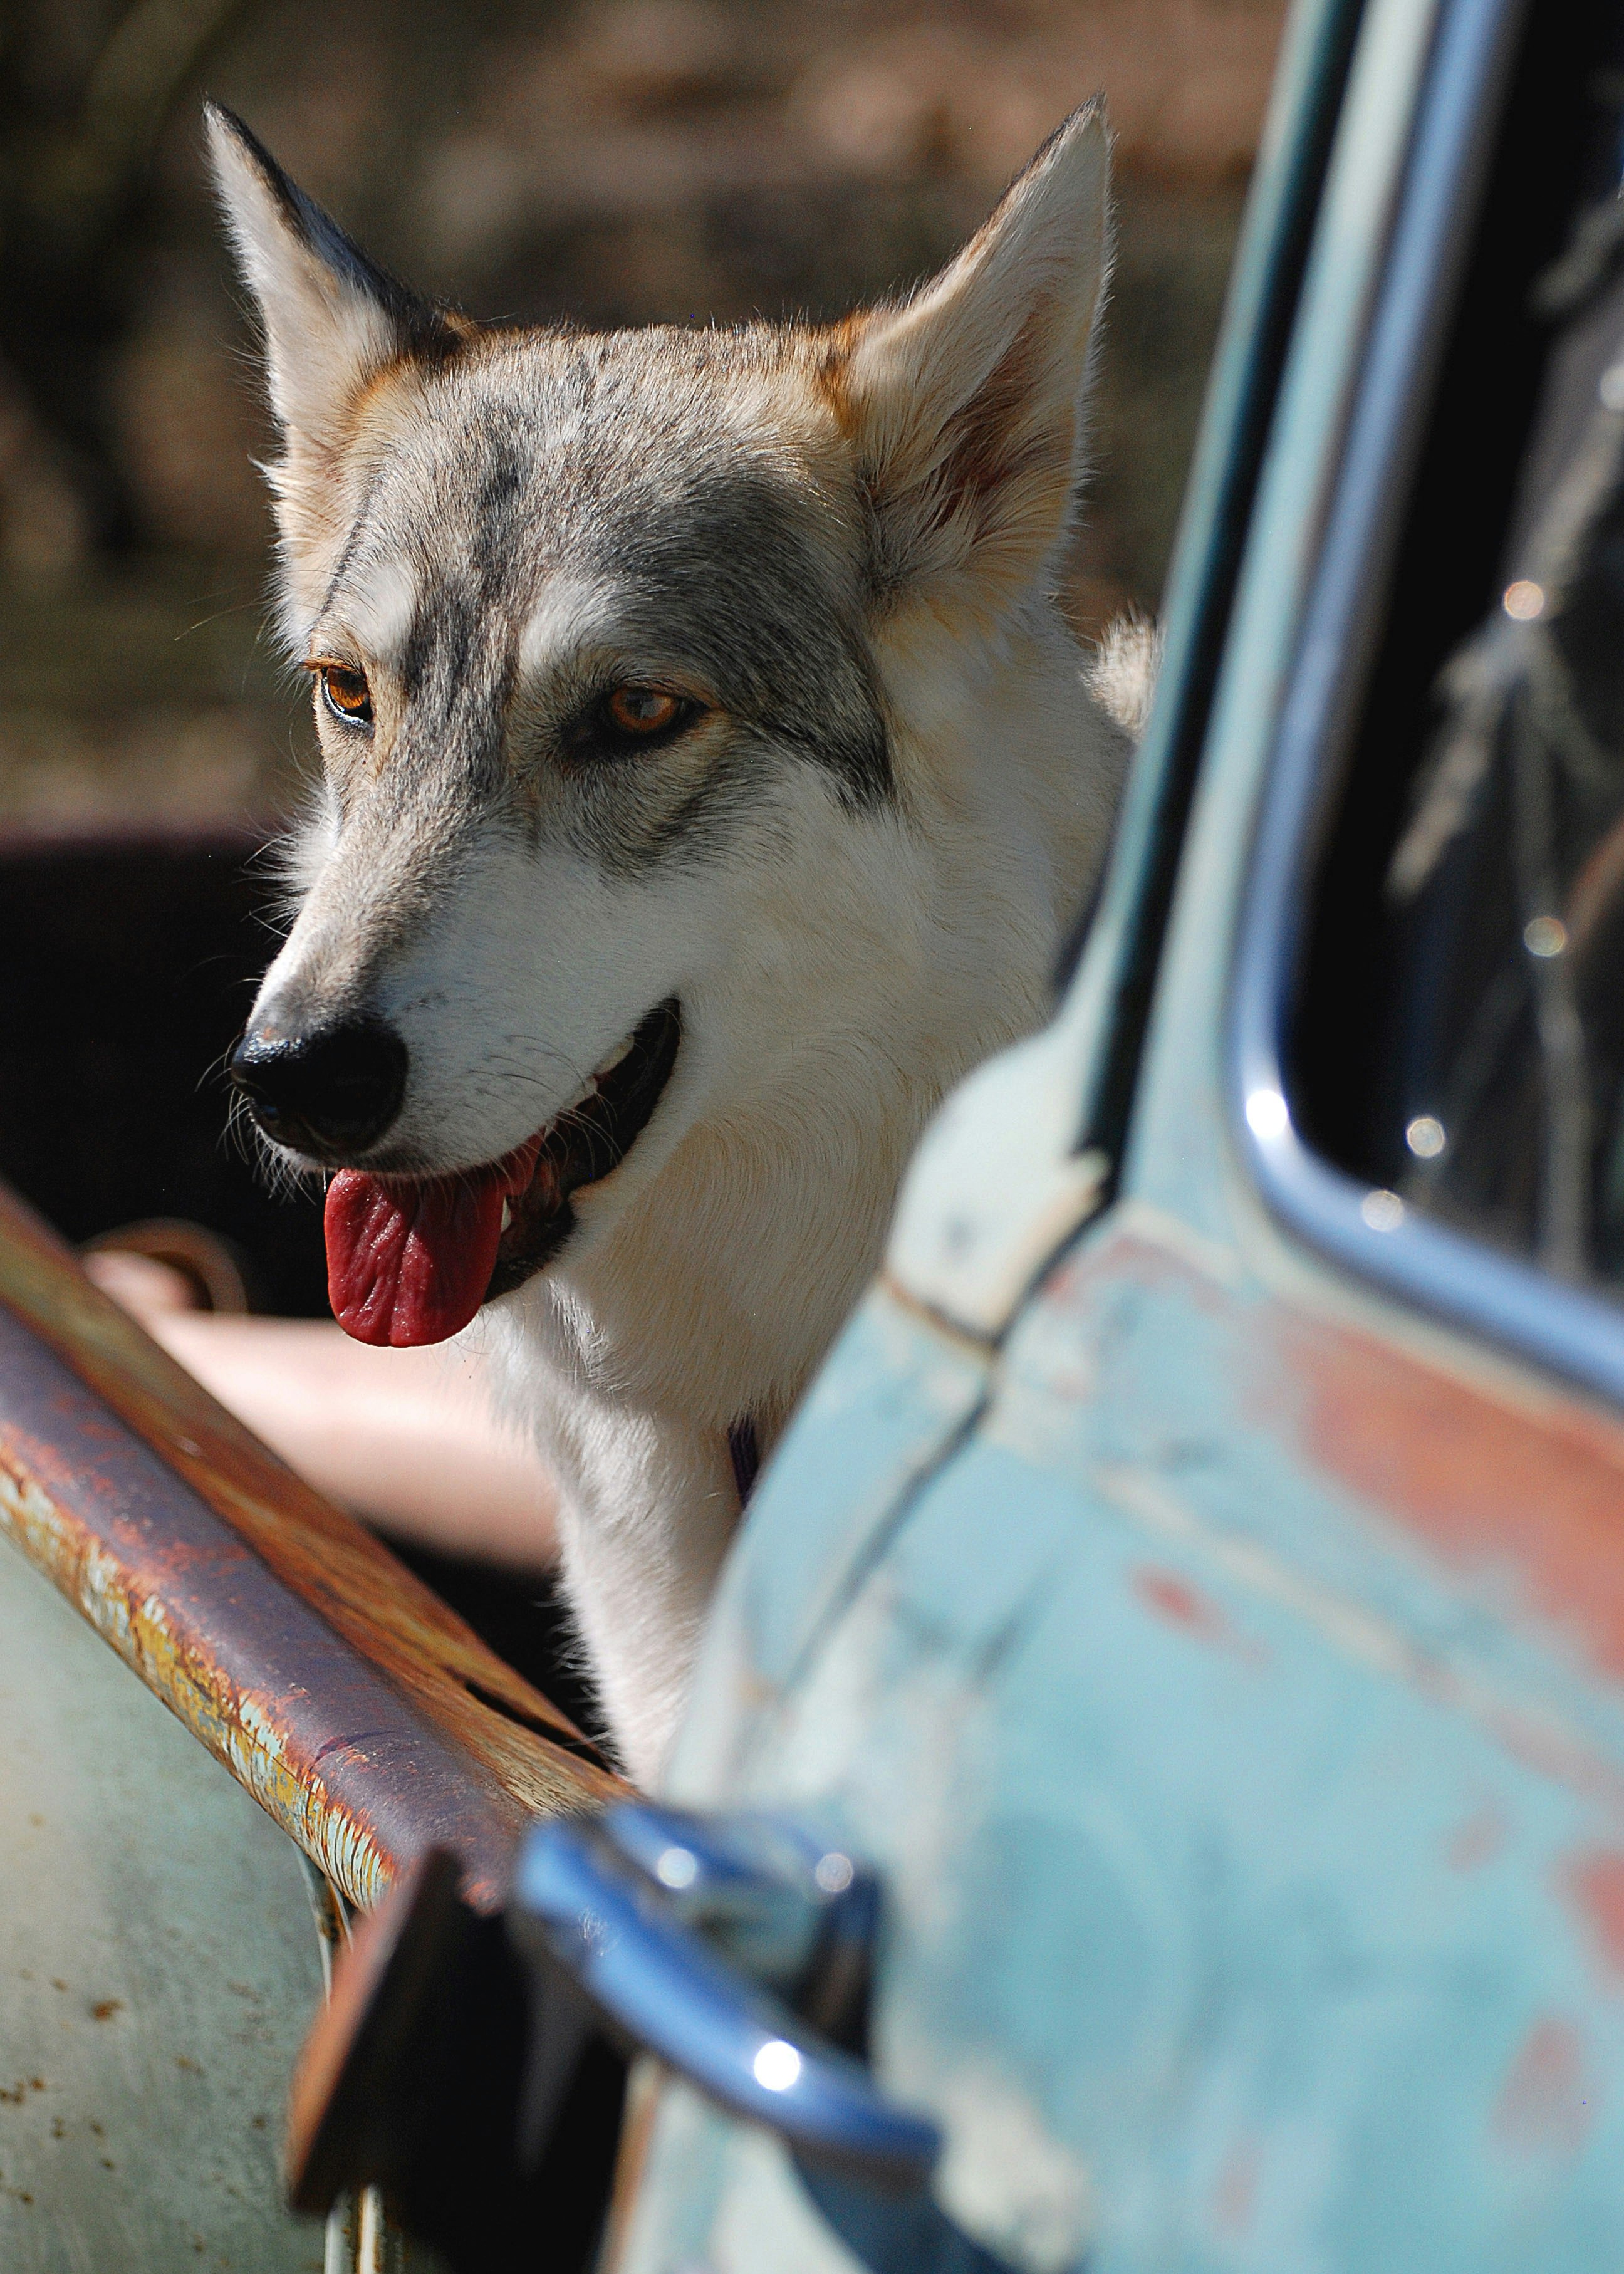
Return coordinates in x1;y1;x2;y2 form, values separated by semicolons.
0;1184;621;1914
0;1520;326;2271
606;0;1624;2260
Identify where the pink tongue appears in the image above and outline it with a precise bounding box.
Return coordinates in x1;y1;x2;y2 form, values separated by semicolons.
325;1140;541;1346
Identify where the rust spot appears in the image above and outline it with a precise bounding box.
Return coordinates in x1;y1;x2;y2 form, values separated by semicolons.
1447;1808;1508;1872
1494;2017;1595;2152
1212;2140;1259;2236
1135;1565;1228;1639
90;2000;122;2022
1561;1849;1624;1977
1273;1299;1624;1684
1132;1563;1264;1665
1046;1227;1624;1719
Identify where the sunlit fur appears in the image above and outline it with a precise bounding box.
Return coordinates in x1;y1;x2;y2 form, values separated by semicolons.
207;100;1133;1783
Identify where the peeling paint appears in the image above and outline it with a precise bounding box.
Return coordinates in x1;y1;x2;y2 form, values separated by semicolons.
929;2060;1095;2274
1446;1808;1507;1873
0;1192;623;1913
1561;1851;1624;1980
1493;2018;1595;2155
1274;1301;1624;1688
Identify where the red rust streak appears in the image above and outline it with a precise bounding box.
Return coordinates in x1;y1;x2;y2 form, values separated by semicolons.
1269;1292;1624;1685
1135;1565;1231;1640
1072;1225;1624;1688
1211;2140;1259;2236
1492;2016;1596;2153
1446;1808;1508;1874
1132;1562;1265;1666
1561;1849;1624;1979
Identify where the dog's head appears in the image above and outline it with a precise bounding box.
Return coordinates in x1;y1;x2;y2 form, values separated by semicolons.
207;101;1111;1348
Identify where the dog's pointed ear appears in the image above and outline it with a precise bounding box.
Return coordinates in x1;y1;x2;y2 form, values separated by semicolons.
833;103;1111;622
205;102;455;449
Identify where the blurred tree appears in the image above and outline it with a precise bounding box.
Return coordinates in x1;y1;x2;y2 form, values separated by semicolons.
0;0;1283;830
0;0;253;567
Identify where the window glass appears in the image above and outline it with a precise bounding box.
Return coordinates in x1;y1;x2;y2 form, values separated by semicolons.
1290;15;1624;1296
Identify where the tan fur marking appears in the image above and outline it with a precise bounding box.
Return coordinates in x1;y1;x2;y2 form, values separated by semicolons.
811;316;867;436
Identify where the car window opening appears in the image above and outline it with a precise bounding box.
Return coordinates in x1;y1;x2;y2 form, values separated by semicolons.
1288;10;1624;1302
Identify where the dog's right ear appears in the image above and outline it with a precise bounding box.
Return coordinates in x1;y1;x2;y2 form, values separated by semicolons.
830;103;1111;632
204;103;455;451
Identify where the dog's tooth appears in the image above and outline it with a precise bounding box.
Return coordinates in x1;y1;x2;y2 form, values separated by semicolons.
501;1200;513;1232
594;1035;634;1078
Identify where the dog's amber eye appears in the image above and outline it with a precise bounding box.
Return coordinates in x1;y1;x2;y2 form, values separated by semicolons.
605;686;683;737
566;683;700;760
316;664;373;728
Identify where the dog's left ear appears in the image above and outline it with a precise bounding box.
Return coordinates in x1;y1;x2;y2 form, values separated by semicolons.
204;102;458;452
834;103;1111;624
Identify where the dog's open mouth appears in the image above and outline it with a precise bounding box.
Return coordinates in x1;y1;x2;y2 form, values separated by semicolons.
323;1000;682;1347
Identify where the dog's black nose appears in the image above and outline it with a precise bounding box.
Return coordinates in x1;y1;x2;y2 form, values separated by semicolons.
227;1016;408;1157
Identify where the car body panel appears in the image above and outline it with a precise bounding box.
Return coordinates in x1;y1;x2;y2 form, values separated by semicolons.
0;1518;326;2273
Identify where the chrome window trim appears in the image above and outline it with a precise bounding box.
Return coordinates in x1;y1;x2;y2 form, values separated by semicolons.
1221;0;1624;1401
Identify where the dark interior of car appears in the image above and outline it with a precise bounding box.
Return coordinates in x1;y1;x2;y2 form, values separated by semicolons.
1293;9;1624;1290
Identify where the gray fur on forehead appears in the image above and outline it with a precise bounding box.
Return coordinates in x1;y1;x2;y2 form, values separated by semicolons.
337;328;891;811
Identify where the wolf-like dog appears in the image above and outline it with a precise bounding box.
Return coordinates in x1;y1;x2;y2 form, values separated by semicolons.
207;99;1133;1784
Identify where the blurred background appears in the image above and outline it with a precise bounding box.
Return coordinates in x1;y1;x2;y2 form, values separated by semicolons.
0;0;1285;838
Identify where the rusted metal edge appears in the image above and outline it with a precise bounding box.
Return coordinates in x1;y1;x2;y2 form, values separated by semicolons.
0;1182;624;1908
